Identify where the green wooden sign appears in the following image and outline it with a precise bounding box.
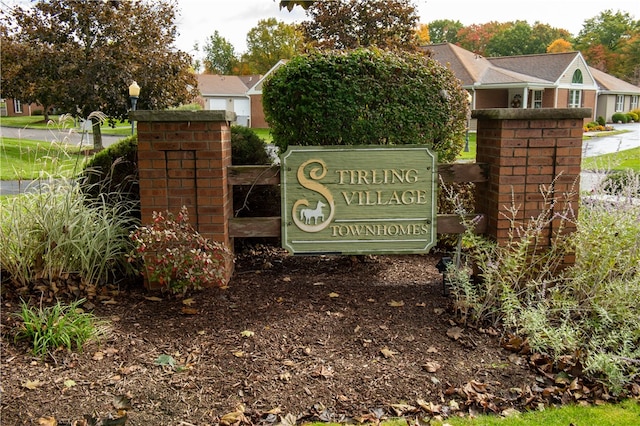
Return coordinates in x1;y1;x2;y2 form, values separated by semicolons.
281;145;437;255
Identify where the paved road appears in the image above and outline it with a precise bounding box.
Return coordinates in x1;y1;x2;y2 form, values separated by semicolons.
1;123;639;195
0;126;125;148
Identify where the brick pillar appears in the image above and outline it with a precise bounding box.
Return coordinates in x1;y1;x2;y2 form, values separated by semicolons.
131;110;236;285
472;108;591;266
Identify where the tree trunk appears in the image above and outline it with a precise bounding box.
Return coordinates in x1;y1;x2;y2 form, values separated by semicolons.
92;117;104;152
43;105;50;122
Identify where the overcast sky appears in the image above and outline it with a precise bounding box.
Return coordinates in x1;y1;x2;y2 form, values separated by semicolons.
174;0;639;55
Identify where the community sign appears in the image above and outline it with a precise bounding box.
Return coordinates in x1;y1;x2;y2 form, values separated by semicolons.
281;146;437;255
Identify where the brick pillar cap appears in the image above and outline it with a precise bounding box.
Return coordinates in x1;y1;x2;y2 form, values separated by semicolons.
472;108;592;120
130;110;236;122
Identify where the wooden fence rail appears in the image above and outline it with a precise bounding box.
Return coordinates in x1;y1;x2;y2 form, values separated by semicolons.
227;163;489;238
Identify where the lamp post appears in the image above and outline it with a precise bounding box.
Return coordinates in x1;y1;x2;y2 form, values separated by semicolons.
128;81;140;135
464;91;473;152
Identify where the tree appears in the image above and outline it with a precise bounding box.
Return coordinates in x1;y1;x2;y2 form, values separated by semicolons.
202;30;237;74
242;18;303;74
547;38;573;53
427;19;463;44
263;48;469;162
302;0;419;50
575;10;640;81
2;0;197;151
414;23;430;45
456;21;509;56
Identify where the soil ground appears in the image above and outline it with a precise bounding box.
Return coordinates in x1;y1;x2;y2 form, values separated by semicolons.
0;247;583;425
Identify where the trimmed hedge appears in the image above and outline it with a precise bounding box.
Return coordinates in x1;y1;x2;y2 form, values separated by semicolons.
262;48;470;163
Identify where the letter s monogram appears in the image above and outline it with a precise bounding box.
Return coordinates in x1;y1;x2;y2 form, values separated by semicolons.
292;159;335;233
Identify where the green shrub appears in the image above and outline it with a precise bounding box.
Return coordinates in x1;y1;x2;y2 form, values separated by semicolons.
263;48;469;162
627;112;638;122
585;121;599;130
611;112;628;123
597;116;606;126
32;109;44;116
14;298;107;357
81;134;139;205
231;126;272;165
602;170;640;197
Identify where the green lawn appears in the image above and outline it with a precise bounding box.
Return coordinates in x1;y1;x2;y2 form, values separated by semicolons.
582;146;640;172
0;137;90;180
0;114;131;136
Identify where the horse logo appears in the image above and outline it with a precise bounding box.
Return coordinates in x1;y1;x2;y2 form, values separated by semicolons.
300;200;326;225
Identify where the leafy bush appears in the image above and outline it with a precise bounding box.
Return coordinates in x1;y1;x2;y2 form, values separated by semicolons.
14;298;107;357
81;135;139;216
447;177;640;394
128;207;232;294
602;170;640;197
263;48;469;162
0;178;138;292
597;116;606;126
611;112;628;123
231;126;272;165
627;111;638;122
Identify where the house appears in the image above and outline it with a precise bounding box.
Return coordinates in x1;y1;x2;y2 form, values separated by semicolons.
195;60;288;129
196;74;261;127
0;98;42;117
589;67;640;122
423;43;640;124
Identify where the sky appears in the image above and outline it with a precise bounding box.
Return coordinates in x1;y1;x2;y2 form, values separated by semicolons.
174;0;640;55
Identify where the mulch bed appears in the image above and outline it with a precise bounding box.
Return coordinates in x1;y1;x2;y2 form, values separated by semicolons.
0;246;631;425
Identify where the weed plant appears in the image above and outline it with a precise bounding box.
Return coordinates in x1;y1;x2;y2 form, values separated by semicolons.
447;173;640;394
14;298;107;356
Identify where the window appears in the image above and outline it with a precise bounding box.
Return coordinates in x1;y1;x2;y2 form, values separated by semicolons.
532;90;543;108
568;90;581;108
13;99;22;114
615;95;625;112
631;95;638;110
571;69;583;84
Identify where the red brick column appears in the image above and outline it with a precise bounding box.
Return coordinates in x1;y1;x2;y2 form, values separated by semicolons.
472;108;591;266
131;110;236;284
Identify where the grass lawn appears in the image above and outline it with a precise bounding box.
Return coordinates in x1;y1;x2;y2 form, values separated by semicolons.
1;114;131;136
0;137;90;180
582;146;640;172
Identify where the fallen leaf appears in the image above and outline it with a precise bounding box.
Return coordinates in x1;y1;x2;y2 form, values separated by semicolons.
113;394;132;410
92;351;104;361
282;276;291;282
427;346;439;353
311;365;334;378
390;403;416;416
279;372;292;381
423;361;441;372
328;292;339;298
38;417;57;426
182;298;195;306
415;302;426;307
144;296;163;302
367;298;376;303
433;308;445;315
380;347;398;358
279;413;297;426
447;326;463;340
233;351;245;358
240;330;255;338
63;379;76;388
23;379;42;390
154;354;176;367
180;307;198;315
388;300;404;307
220;405;247;426
101;299;118;305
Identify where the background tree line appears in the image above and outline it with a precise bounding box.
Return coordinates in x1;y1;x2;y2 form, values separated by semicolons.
207;0;638;85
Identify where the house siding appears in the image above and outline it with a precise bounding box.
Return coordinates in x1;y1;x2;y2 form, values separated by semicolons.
250;94;268;128
559;59;596;86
